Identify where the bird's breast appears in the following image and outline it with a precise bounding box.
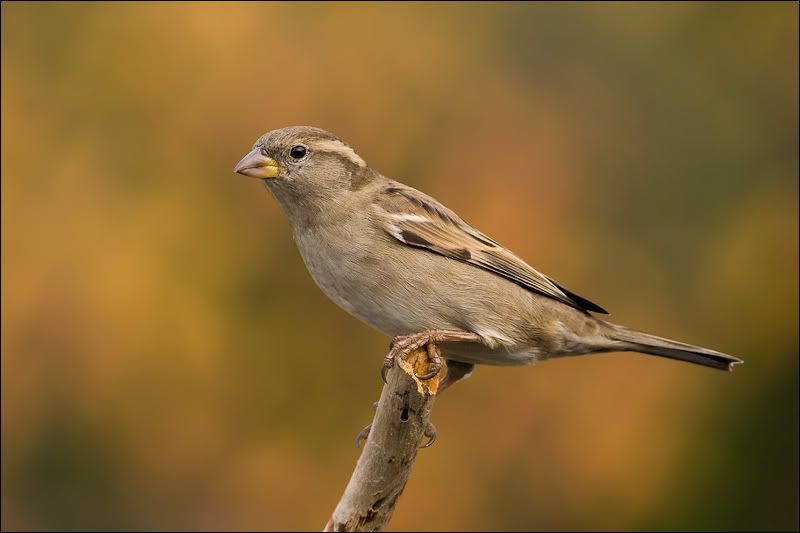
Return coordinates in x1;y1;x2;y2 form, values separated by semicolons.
292;222;411;334
290;218;549;365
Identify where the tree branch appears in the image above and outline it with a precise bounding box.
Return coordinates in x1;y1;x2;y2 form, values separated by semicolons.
324;346;442;532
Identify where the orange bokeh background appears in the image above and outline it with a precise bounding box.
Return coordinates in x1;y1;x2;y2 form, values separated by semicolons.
2;2;797;530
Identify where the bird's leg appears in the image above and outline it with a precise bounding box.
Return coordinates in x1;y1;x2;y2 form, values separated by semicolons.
381;329;481;383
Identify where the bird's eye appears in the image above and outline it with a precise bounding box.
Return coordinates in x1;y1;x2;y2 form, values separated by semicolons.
289;145;307;160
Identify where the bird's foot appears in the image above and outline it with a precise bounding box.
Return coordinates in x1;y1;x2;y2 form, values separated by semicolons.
381;329;480;383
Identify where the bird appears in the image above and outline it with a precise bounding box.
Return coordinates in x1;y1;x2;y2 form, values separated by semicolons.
234;126;741;406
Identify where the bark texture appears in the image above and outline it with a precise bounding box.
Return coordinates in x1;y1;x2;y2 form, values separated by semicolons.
324;347;441;532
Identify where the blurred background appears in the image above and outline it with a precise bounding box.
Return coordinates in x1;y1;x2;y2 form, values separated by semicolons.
2;2;797;531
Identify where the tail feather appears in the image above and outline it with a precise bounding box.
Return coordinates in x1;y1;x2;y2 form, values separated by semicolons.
608;325;742;372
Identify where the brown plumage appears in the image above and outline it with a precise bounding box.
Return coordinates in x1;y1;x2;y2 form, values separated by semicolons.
379;184;608;314
234;126;742;385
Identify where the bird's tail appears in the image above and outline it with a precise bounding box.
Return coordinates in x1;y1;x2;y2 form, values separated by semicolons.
605;323;742;371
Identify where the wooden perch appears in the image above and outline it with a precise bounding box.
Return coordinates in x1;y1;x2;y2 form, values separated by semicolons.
324;346;442;532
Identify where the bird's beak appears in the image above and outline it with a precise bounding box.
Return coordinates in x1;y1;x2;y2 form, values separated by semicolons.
234;148;283;179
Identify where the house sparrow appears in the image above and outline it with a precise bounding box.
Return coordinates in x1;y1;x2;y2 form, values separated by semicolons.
234;126;741;396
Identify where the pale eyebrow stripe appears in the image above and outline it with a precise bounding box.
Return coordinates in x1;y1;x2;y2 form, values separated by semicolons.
314;139;366;167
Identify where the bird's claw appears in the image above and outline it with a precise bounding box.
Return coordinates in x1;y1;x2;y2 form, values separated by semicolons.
381;332;445;383
355;423;372;448
416;342;443;381
421;420;437;448
381;336;408;383
415;366;440;381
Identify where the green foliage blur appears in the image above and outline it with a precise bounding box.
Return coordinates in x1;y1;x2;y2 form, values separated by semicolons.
2;2;797;531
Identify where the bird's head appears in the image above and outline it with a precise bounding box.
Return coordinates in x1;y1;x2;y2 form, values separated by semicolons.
234;126;376;218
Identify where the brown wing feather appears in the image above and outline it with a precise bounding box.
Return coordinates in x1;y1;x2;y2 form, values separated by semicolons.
378;185;608;314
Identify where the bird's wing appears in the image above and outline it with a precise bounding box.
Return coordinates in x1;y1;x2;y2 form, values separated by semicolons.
376;184;608;314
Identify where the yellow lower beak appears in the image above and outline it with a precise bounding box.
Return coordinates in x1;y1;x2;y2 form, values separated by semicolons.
234;148;282;179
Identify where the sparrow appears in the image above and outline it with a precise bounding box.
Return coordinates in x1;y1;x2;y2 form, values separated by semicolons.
234;126;741;398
